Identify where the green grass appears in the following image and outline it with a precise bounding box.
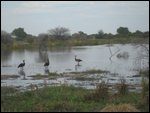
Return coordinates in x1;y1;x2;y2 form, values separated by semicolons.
1;85;149;112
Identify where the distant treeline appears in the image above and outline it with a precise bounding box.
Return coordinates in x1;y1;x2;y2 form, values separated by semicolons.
1;26;149;48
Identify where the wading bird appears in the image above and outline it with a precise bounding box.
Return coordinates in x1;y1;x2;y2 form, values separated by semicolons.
18;60;25;69
75;55;82;65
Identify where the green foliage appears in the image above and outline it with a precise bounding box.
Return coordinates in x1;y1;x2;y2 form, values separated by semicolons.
12;28;27;40
117;27;130;35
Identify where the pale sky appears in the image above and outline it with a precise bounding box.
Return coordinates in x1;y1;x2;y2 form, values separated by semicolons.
1;1;149;36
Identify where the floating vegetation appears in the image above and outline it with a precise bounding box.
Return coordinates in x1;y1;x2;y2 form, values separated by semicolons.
1;75;20;80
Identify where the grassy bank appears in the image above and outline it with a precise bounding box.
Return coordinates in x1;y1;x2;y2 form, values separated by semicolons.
1;85;149;112
1;37;149;50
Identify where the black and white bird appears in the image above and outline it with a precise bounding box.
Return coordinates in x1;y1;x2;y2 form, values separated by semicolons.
18;60;25;69
75;55;82;65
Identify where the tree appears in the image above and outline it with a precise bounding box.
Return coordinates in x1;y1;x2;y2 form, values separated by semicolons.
12;28;27;40
104;33;113;38
135;30;143;34
72;31;87;39
48;27;70;39
1;30;13;45
117;27;130;35
96;30;104;38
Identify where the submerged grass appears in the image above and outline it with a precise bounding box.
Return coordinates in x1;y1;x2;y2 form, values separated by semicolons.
1;75;20;80
29;72;60;80
1;85;149;112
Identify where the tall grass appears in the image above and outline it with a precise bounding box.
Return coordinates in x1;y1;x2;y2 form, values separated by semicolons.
117;78;128;95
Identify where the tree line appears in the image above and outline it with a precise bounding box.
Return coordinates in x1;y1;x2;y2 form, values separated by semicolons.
1;26;149;45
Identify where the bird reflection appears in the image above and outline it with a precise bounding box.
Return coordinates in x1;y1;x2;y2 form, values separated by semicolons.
18;68;26;79
44;67;50;74
75;64;82;71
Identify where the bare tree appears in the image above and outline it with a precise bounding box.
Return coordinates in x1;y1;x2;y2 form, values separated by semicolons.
48;27;70;39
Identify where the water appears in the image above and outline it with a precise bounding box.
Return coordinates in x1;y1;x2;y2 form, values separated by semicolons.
1;44;148;91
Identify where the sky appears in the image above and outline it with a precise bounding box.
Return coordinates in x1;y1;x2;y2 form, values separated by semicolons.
1;1;149;36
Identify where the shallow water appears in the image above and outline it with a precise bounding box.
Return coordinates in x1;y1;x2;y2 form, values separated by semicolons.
1;44;148;75
1;44;148;91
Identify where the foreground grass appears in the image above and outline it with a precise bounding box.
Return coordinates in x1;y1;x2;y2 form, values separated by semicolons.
1;85;149;112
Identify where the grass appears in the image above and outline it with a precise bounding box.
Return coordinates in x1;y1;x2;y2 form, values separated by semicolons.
1;37;149;50
1;85;149;112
